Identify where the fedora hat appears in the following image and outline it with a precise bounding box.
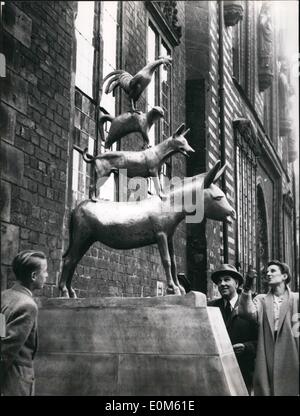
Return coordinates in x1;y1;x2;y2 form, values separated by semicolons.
211;264;244;286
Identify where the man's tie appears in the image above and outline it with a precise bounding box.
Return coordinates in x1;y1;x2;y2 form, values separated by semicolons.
224;300;232;323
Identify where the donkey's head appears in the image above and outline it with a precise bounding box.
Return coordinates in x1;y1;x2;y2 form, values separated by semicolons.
204;161;236;223
169;123;195;157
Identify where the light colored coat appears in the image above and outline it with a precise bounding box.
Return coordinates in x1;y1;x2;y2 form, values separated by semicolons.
238;287;299;396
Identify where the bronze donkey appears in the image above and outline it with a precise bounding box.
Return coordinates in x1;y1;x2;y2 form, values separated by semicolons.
59;161;236;298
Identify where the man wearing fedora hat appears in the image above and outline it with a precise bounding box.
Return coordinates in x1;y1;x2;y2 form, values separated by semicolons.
208;264;258;394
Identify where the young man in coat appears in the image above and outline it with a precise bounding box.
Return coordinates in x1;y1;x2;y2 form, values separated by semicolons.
208;264;258;394
238;260;299;396
1;250;48;396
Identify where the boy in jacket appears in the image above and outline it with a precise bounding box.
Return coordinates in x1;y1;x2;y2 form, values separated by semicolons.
1;250;48;396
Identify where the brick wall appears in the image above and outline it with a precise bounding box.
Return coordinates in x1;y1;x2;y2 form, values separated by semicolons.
1;1;75;296
1;1;187;298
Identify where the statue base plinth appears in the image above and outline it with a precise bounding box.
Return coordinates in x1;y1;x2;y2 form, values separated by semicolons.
34;291;248;396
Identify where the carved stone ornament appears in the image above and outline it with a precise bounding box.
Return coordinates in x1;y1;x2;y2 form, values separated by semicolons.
278;60;292;136
145;1;182;46
288;135;298;163
258;2;274;91
283;191;294;215
233;118;259;155
223;1;244;27
156;1;182;39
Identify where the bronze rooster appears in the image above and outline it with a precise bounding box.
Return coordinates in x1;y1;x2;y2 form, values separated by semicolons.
102;56;172;112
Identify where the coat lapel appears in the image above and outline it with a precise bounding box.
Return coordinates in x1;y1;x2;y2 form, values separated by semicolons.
276;288;290;335
231;296;239;318
264;292;274;337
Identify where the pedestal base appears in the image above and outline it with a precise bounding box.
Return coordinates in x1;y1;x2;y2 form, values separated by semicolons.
34;291;248;396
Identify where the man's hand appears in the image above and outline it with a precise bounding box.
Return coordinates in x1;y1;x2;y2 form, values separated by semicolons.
233;343;245;355
244;265;257;292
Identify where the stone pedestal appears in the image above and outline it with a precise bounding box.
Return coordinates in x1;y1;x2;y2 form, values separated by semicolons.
34;291;248;396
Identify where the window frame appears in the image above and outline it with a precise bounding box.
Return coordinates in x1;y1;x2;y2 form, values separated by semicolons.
146;14;173;194
71;1;121;206
234;124;258;277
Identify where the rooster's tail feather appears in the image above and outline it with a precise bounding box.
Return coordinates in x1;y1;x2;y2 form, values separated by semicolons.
105;75;121;94
102;69;124;83
108;81;122;96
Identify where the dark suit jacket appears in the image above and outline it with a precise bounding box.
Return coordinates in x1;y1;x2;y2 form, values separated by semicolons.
208;295;258;384
1;283;38;369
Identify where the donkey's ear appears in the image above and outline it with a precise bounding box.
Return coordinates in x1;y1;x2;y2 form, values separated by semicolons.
204;160;221;188
173;123;185;138
182;128;190;137
213;163;227;183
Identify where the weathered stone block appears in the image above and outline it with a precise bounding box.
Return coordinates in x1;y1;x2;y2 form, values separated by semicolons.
0;180;11;222
1;265;15;290
34;354;119;396
0;103;16;144
0;141;24;185
1;223;19;265
3;3;32;48
1;70;28;114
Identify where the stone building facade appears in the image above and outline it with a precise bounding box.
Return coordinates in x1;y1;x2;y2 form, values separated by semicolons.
1;1;298;299
185;1;298;297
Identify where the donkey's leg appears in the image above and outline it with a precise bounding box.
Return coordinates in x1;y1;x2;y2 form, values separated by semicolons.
156;232;180;295
168;237;186;295
59;238;93;298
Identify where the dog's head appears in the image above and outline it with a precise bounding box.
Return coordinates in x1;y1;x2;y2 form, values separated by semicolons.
171;123;195;157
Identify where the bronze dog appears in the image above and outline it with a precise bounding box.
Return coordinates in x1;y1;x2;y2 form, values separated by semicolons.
78;123;194;201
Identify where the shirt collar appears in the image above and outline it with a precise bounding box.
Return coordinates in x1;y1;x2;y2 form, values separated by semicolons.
223;293;239;309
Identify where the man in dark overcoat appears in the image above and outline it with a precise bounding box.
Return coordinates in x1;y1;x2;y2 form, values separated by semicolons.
208;264;258;394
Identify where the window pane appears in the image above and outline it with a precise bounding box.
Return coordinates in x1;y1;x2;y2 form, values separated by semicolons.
102;0;118;113
160;41;171;139
235;133;257;277
75;2;95;96
76;1;94;43
148;24;156;62
102;1;118;72
101;2;118;116
99;1;119;200
72;89;96;206
147;23;157;133
75;37;94;96
146;20;173;194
